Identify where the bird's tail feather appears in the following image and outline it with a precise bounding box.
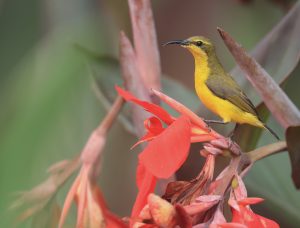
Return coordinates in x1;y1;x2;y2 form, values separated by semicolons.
263;124;280;140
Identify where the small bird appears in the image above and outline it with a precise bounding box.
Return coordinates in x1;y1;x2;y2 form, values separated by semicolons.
164;36;279;140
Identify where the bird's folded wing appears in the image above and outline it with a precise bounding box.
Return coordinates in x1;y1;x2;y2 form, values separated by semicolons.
205;73;258;117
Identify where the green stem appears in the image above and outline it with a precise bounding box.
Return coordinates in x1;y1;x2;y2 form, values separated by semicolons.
247;141;287;163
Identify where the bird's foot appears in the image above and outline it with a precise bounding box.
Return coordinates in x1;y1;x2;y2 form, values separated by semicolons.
204;138;241;156
227;123;239;139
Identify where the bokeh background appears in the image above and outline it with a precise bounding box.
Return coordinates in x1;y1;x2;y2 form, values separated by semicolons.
0;0;299;227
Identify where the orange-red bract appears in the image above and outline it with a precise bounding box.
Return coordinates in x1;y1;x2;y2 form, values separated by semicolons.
139;115;191;178
115;85;174;124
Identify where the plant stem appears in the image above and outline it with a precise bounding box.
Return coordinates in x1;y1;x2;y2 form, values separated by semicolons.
247;141;287;162
96;95;124;136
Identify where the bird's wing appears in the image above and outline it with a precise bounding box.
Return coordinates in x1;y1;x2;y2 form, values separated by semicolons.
205;73;258;117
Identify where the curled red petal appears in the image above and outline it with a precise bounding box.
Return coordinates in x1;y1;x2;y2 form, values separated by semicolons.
139;115;191;178
144;117;164;133
115;86;174;124
131;117;165;149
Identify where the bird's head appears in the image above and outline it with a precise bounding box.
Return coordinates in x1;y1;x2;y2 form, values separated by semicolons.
163;36;214;57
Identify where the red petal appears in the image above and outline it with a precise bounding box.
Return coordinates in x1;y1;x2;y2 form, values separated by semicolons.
238;197;264;206
232;206;259;226
132;163;157;218
116;86;174;124
139;115;191;178
256;214;280;228
131;132;156;149
136;162;147;189
144;117;164;133
132;117;166;149
232;205;279;228
152;89;221;140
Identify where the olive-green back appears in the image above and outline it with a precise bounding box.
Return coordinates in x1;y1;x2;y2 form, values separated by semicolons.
205;53;258;117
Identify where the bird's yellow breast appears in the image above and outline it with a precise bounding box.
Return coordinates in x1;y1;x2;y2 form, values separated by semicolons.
193;52;262;126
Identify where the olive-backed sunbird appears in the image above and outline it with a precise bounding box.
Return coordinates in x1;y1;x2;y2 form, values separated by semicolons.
164;36;279;140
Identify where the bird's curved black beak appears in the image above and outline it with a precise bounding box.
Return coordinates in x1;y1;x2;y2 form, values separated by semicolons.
162;39;189;46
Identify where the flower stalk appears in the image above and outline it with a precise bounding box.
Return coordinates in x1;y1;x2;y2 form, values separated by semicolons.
246;141;287;163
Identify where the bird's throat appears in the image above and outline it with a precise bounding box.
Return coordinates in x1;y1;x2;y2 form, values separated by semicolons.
193;51;210;85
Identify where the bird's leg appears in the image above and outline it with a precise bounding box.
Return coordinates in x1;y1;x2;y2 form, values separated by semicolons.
227;123;239;138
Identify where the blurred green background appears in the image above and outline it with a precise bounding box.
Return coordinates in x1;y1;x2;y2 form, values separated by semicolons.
0;0;299;227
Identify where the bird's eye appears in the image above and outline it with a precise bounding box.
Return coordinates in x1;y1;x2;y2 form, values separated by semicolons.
195;41;203;47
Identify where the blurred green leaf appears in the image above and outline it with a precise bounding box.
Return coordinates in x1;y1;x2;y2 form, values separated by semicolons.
0;14;112;227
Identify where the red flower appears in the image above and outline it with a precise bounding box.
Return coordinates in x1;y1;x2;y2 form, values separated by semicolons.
116;86;223;218
116;86;222;179
228;175;279;228
131;116;191;219
231;198;279;228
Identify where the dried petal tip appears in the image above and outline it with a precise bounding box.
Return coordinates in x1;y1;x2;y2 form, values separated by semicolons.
138;205;151;220
148;193;176;227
